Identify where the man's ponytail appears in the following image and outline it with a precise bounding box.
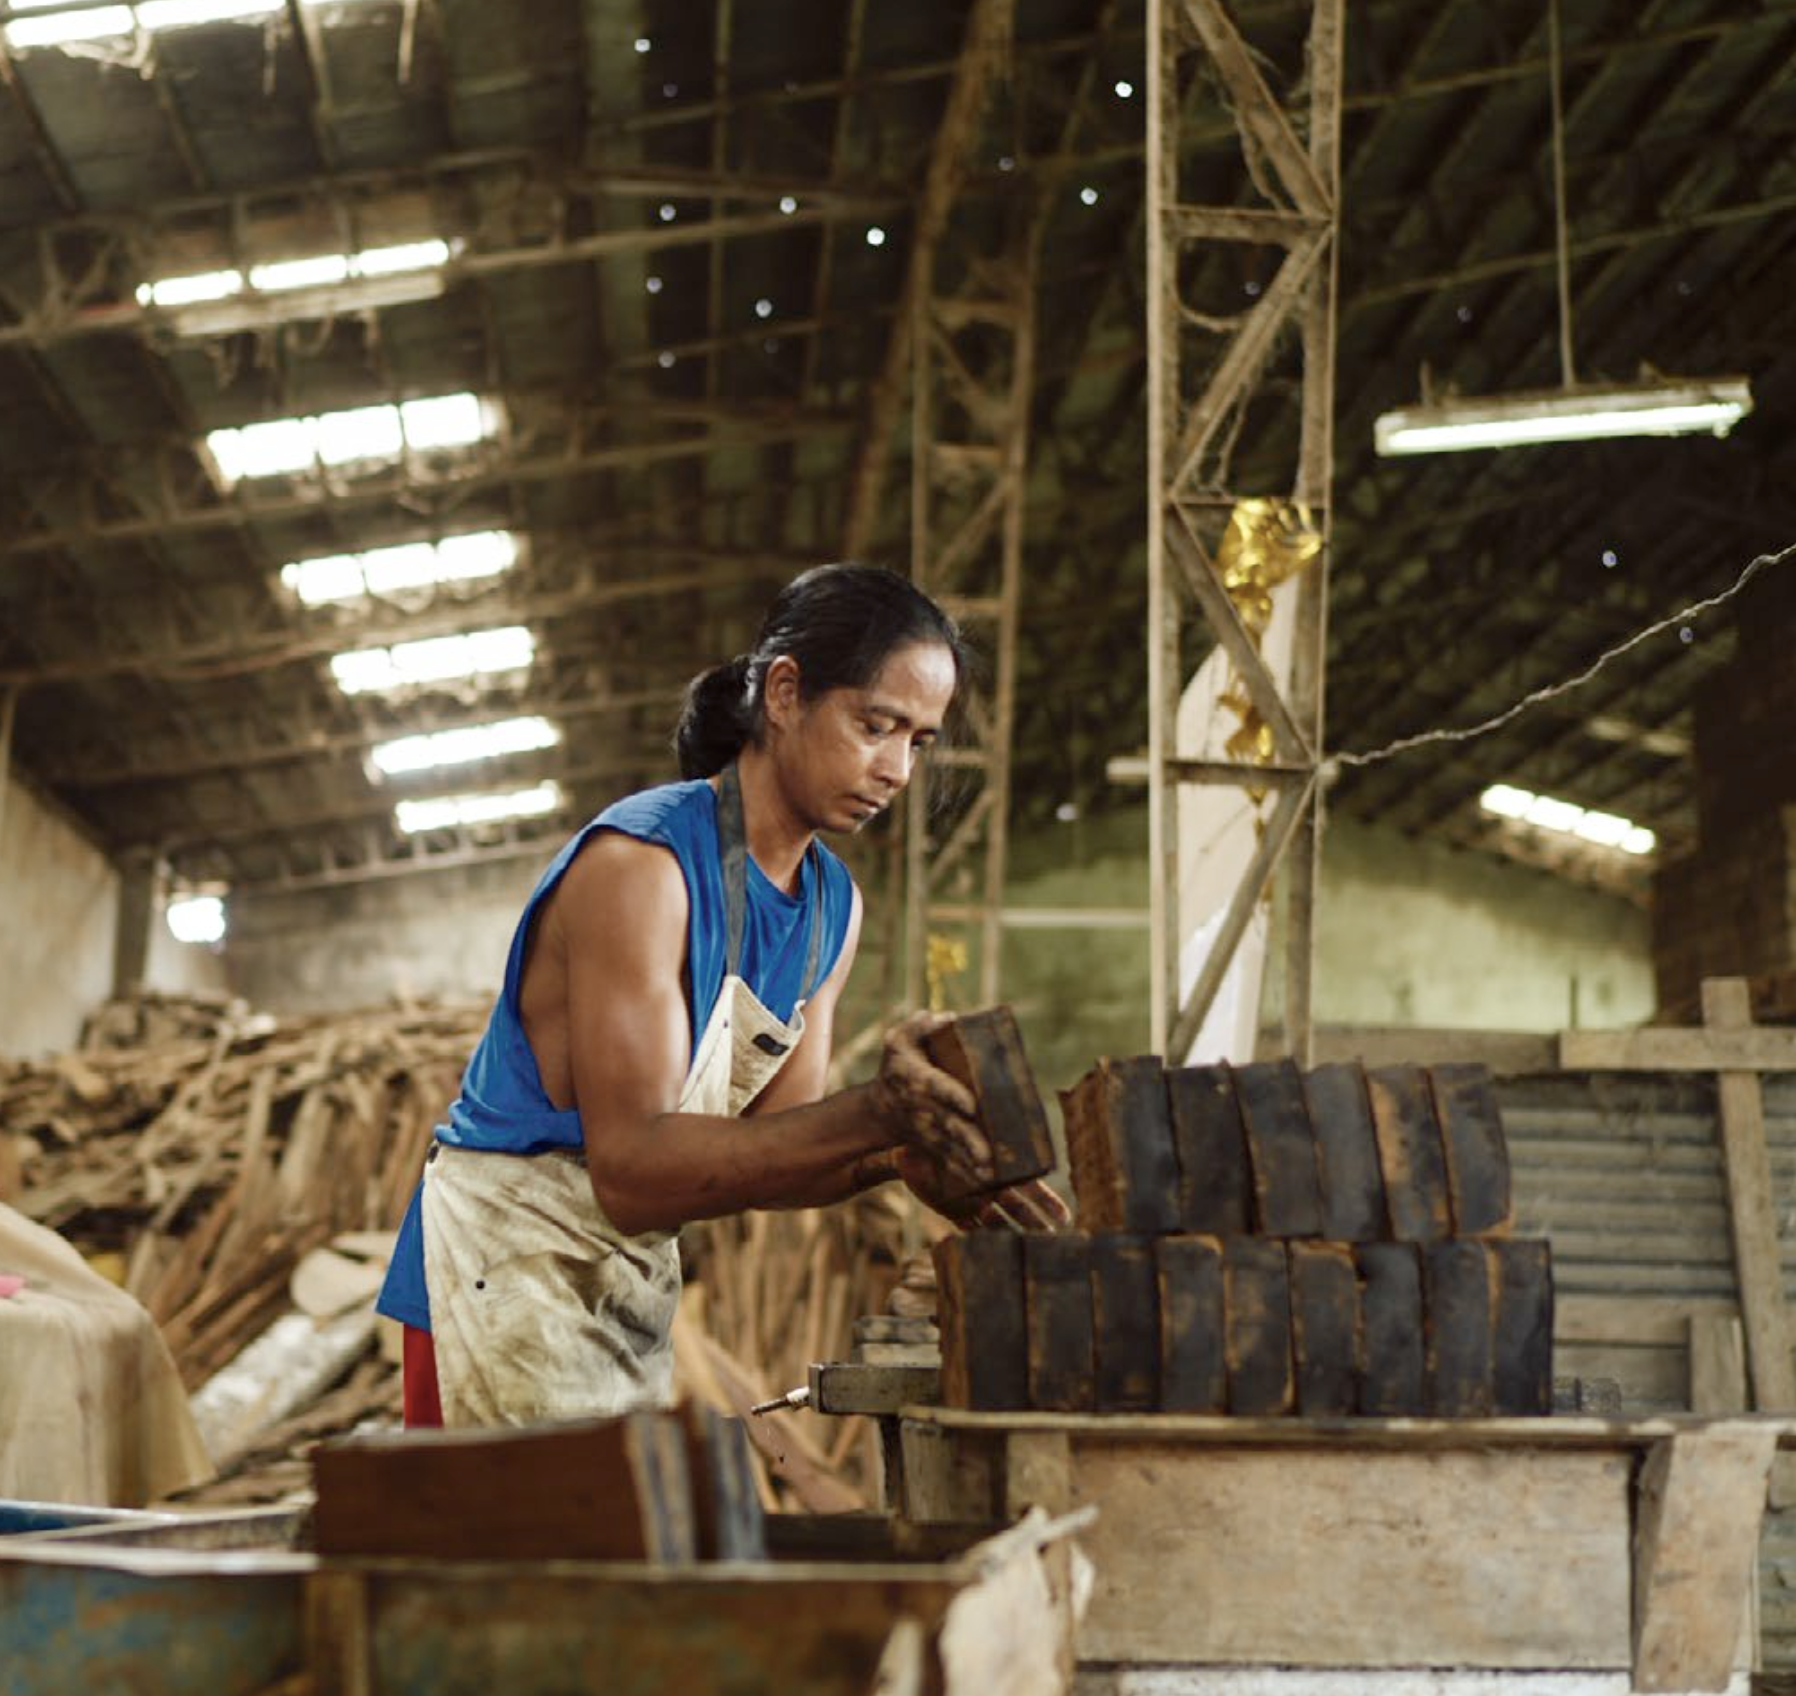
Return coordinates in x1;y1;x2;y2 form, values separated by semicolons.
674;655;755;779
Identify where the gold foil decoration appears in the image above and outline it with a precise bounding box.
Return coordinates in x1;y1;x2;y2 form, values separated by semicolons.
1213;497;1322;768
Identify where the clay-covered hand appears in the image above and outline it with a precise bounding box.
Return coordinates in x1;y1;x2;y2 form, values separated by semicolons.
891;1147;1073;1233
871;1010;993;1187
966;1176;1073;1233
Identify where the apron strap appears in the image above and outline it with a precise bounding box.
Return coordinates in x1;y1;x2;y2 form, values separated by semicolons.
717;764;828;1002
716;762;752;977
797;847;825;1003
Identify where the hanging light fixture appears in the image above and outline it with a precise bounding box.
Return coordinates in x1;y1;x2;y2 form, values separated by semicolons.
1375;379;1750;455
1373;0;1751;457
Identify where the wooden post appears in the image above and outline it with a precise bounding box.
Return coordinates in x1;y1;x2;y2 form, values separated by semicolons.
1001;1429;1078;1694
1003;1430;1072;1521
1632;1423;1776;1693
0;1130;21;1206
1689;1312;1748;1416
1701;978;1796;1416
306;1569;373;1696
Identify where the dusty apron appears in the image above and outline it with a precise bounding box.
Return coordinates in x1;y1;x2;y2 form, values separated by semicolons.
421;764;825;1427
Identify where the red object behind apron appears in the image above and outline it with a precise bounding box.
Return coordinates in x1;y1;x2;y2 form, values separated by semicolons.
402;1325;444;1429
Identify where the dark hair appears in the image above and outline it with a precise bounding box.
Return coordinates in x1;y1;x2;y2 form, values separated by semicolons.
675;564;967;779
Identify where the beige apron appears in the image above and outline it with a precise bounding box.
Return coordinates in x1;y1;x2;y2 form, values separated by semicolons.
421;764;825;1428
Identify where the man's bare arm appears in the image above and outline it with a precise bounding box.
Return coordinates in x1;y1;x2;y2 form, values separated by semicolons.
560;835;988;1235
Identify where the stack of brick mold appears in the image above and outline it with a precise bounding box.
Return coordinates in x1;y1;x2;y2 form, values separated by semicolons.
932;1055;1552;1417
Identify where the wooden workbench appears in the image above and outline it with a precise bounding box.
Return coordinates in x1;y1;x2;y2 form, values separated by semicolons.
896;1409;1793;1695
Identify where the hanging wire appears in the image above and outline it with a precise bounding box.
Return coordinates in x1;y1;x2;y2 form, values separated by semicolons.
1329;538;1796;774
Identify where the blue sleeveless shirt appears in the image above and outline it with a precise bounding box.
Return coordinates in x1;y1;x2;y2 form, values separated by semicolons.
376;778;856;1332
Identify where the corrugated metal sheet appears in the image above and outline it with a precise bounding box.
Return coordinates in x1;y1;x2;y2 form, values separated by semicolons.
1506;1072;1734;1307
1496;1070;1796;1666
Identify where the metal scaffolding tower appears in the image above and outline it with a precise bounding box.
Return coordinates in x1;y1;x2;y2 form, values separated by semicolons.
899;2;1124;1013
1145;0;1344;1061
904;239;1038;1010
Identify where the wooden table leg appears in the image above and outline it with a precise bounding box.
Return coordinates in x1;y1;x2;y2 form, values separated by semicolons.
1633;1422;1776;1693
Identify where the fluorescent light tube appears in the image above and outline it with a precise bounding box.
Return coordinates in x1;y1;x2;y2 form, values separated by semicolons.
1375;379;1751;457
250;254;351;292
136;0;279;29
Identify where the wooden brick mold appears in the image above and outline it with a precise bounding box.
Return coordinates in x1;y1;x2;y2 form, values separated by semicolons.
313;1414;699;1562
1366;1065;1454;1243
1091;1233;1160;1412
932;1231;1028;1411
1302;1061;1387;1242
922;1005;1056;1204
1289;1240;1360;1416
1426;1063;1516;1237
1223;1238;1295;1416
1157;1234;1227;1414
1165;1065;1253;1234
1024;1233;1096;1412
1062;1057;1181;1233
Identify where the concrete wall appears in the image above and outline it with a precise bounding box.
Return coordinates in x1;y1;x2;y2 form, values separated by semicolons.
225;856;541;1016
0;772;230;1059
1294;814;1655;1035
1;773;119;1058
991;805;1653;1097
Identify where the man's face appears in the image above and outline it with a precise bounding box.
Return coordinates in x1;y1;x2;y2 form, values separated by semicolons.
777;640;958;834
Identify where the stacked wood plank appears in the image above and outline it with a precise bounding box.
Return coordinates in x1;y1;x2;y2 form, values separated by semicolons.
3;999;477;1388
6;992;917;1510
935;1056;1553;1417
78;990;269;1053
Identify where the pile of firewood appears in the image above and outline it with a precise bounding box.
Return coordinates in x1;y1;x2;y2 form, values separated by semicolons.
2;993;921;1509
77;989;270;1054
6;996;475;1389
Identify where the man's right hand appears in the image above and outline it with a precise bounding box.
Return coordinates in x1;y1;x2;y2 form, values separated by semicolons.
870;1011;994;1188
